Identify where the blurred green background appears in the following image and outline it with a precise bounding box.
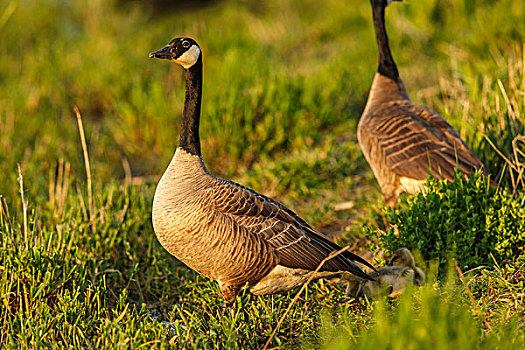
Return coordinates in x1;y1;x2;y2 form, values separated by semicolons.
0;0;524;347
1;0;523;207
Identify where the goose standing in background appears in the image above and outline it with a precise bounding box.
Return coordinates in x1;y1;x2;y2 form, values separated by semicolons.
358;0;490;208
149;37;374;303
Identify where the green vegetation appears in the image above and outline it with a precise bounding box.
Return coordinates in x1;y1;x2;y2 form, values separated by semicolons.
0;0;524;348
315;260;525;350
372;169;525;272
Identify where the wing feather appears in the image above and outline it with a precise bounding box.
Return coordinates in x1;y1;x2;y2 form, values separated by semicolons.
368;101;485;181
211;179;374;280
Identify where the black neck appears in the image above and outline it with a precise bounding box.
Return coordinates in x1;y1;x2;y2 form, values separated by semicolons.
372;0;399;80
178;55;203;156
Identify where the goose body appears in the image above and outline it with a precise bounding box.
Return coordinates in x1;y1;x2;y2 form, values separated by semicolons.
150;37;374;302
358;0;489;208
153;149;278;292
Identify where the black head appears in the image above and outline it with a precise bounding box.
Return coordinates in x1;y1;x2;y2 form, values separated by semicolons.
149;37;201;68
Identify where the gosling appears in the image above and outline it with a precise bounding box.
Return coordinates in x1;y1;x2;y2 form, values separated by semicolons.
345;248;425;299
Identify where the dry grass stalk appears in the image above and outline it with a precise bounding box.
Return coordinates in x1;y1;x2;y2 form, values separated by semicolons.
76;183;88;220
49;159;71;218
74;106;95;233
121;158;132;187
16;164;28;250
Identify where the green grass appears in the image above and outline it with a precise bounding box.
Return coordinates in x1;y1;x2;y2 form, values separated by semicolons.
315;261;525;350
1;0;524;348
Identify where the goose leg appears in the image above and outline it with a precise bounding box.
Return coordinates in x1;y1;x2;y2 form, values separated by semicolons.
220;282;242;304
219;282;243;318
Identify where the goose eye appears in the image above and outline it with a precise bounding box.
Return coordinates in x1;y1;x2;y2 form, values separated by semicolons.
182;41;190;48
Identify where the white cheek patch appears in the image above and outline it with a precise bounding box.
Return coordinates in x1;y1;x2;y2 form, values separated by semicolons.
174;45;201;68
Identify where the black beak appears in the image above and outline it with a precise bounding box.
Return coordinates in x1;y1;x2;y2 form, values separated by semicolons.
149;45;172;60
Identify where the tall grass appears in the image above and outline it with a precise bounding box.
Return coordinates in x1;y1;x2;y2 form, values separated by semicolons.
315;267;524;349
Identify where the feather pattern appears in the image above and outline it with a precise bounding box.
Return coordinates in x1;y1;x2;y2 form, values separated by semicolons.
212;178;375;273
365;100;485;181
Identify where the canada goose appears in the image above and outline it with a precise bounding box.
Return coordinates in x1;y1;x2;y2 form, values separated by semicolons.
149;37;375;303
344;247;425;299
358;0;490;208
